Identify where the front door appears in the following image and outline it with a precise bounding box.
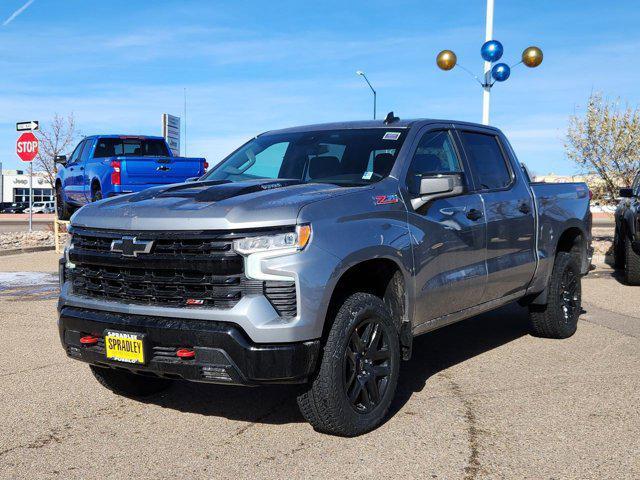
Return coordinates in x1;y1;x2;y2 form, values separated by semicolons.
64;140;86;203
405;127;487;325
457;129;536;301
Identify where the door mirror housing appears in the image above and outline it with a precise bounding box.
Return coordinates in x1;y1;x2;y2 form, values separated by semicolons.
409;172;466;210
619;187;634;198
54;155;67;166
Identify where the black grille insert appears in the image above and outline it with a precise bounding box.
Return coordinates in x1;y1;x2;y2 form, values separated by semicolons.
68;228;297;316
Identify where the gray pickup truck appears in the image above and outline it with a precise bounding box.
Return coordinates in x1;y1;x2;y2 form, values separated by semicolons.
58;118;592;436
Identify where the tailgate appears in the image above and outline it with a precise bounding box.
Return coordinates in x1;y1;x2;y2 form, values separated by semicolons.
122;156;204;185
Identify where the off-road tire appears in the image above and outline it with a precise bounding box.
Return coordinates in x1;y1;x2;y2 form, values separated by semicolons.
529;252;581;339
624;237;640;285
613;229;625;269
56;187;73;220
297;293;401;437
90;365;172;397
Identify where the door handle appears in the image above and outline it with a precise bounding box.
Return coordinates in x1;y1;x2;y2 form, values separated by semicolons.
518;203;531;214
80;167;84;171
466;209;483;221
156;166;170;171
69;167;74;171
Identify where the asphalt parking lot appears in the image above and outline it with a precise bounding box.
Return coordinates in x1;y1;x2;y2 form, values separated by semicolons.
1;250;638;479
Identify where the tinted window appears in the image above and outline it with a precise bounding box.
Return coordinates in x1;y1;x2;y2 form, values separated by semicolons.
460;132;511;190
94;138;169;158
203;129;407;186
409;130;460;176
68;140;85;164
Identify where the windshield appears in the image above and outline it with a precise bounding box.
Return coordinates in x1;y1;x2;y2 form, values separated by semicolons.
201;128;407;186
94;138;169;158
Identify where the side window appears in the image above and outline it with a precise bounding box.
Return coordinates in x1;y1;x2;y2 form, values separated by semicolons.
68;140;85;165
408;130;460;176
460;132;512;190
80;139;94;162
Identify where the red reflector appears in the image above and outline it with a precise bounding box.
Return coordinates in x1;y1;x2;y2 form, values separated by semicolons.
176;348;195;359
80;335;98;345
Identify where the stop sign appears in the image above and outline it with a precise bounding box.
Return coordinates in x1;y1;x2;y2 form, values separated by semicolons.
16;132;39;162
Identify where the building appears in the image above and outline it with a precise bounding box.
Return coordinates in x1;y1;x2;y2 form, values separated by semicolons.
0;169;54;204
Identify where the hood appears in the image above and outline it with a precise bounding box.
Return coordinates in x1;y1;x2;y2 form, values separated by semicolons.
71;178;363;231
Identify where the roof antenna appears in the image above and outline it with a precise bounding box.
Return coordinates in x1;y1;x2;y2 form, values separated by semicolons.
384;111;399;124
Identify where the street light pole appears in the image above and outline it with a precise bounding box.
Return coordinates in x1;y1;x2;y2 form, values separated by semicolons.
482;0;495;125
356;70;376;120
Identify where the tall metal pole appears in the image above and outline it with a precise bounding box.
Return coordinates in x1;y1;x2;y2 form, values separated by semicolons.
184;88;187;157
28;161;33;232
482;0;494;125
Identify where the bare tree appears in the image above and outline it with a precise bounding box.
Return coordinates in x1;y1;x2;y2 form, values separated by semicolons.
34;113;81;189
566;93;640;203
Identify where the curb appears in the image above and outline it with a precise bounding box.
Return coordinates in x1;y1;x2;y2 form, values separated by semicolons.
0;245;56;257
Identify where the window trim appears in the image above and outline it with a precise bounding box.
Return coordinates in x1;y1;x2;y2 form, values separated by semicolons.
455;129;515;193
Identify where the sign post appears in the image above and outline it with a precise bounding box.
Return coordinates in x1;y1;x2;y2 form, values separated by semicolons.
16;129;39;232
162;113;181;156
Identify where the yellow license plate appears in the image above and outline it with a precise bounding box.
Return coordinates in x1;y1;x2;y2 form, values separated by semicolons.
104;330;145;364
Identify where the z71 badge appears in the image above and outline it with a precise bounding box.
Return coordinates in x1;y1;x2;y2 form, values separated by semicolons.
375;194;399;205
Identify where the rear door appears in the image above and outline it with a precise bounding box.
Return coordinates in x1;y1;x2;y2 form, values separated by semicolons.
456;128;536;302
405;126;488;325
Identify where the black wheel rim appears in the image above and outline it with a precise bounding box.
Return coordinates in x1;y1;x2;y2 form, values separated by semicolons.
560;266;579;323
343;318;392;414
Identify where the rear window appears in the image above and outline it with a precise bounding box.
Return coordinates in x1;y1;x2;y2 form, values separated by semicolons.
94;138;169;158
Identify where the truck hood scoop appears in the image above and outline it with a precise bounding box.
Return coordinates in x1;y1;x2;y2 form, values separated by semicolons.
128;179;304;203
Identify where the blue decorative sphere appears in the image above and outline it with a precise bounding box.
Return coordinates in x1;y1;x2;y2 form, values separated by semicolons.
481;40;504;62
491;63;511;82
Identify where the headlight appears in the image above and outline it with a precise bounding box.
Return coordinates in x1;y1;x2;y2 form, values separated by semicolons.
63;233;75;269
233;225;311;255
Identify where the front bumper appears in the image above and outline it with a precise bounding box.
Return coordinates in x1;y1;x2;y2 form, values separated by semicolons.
58;306;320;385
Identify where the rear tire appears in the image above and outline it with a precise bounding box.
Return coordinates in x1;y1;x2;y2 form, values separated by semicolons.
91;186;103;203
56;187;73;220
624;237;640;285
529;252;581;339
297;293;400;436
90;365;172;397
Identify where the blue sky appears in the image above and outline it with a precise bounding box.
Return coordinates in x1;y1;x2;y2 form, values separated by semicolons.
1;0;640;175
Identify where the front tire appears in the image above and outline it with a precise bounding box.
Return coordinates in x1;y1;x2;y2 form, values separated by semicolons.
613;229;625;269
90;365;172;397
297;293;400;436
624;237;640;285
529;252;582;339
56;187;73;220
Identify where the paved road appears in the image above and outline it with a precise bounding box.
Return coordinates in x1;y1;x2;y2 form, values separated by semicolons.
1;252;638;479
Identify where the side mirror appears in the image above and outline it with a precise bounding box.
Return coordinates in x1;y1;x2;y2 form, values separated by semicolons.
55;155;67;165
409;172;465;210
619;187;634;198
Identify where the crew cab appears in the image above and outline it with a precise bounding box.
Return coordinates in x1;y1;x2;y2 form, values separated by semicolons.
614;174;640;284
54;135;207;220
58;118;592;436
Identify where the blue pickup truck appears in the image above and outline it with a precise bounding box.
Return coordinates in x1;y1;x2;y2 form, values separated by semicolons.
55;135;207;219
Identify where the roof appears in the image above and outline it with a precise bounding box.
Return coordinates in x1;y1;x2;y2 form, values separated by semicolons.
262;118;501;135
83;134;165;140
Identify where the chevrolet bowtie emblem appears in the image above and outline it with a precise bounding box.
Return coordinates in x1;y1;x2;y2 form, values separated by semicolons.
110;236;154;257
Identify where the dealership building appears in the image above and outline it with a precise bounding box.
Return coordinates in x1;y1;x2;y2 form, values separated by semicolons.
0;169;54;204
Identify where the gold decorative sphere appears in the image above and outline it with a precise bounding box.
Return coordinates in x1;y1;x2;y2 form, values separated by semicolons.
522;46;543;68
436;50;457;71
